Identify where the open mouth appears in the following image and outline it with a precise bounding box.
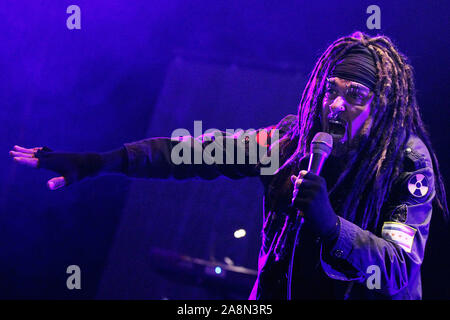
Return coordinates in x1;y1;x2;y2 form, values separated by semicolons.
327;118;347;141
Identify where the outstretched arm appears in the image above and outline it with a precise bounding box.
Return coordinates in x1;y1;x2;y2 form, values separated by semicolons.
9;115;294;190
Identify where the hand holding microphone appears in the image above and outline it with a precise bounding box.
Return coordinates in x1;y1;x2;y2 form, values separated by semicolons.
290;132;339;243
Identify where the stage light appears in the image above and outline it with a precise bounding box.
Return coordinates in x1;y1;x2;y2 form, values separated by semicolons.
214;266;222;274
233;228;246;239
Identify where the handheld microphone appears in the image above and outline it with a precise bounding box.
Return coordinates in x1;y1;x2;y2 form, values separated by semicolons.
307;132;333;175
287;132;333;300
291;132;333;209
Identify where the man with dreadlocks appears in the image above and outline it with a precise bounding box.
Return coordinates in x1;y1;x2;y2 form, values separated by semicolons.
10;32;448;299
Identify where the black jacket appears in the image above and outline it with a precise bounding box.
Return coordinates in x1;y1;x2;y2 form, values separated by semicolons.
121;114;435;299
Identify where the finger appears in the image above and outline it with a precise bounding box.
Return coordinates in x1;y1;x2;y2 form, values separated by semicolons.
9;150;35;158
292;171;309;180
299;170;308;178
13;157;39;168
47;177;66;190
294;178;303;188
291;189;299;204
291;175;306;189
301;171;322;182
13;145;42;154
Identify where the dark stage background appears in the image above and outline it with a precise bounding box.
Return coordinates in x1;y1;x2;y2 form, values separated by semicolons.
1;1;449;299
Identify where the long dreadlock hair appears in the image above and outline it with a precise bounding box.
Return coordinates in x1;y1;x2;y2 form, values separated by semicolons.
267;31;448;233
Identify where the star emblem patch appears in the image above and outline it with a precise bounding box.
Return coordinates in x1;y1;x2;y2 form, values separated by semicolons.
407;173;429;198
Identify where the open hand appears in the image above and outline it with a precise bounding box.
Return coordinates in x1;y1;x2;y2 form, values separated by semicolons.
9;145;67;190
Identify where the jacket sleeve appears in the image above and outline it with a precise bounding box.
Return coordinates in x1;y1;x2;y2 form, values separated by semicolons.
121;115;296;180
320;135;435;297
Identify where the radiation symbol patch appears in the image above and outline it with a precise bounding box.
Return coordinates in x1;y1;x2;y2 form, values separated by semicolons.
407;173;429;198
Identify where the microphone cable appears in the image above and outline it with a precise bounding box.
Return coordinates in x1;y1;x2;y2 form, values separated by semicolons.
287;215;304;300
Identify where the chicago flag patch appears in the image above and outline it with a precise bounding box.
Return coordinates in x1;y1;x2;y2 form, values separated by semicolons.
381;221;417;253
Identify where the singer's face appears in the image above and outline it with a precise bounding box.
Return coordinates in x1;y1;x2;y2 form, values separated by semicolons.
321;77;374;156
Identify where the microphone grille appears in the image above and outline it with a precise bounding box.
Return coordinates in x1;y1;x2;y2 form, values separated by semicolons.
311;132;333;156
